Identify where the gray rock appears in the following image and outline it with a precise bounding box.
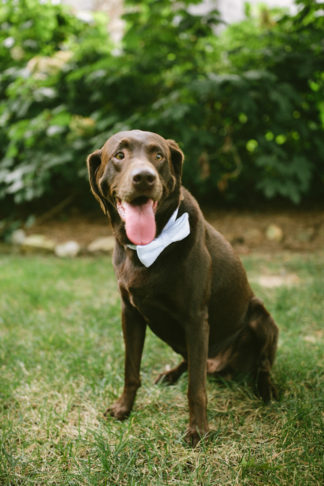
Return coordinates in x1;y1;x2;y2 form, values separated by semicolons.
87;236;115;254
266;224;283;242
22;234;56;253
11;229;26;245
55;241;80;258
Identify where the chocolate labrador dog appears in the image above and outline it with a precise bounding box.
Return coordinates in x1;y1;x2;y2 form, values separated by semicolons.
87;129;278;445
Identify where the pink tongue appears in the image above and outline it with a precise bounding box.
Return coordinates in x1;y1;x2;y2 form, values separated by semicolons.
123;199;156;245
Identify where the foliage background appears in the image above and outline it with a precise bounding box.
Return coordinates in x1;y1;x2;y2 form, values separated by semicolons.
0;0;323;213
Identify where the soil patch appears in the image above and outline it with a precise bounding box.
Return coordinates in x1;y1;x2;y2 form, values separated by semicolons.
25;206;324;254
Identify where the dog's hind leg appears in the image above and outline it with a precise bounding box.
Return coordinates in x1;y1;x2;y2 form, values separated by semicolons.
209;297;279;401
245;296;279;402
251;297;279;401
155;360;187;385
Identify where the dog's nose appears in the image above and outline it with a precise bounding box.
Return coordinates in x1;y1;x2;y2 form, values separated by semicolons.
132;168;156;187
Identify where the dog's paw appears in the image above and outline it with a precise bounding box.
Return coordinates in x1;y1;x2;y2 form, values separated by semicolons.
184;427;210;447
104;401;131;421
256;373;279;403
154;370;178;385
154;362;187;385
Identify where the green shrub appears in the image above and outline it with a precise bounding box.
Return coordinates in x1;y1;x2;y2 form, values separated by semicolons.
0;0;323;209
0;0;111;204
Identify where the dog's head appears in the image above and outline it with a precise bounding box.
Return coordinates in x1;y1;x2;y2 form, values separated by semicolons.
87;130;184;245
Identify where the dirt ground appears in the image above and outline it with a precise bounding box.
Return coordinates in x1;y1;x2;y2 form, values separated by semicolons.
26;206;324;254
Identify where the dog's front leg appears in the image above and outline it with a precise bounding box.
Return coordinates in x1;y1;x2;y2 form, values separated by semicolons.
186;310;209;446
106;299;146;420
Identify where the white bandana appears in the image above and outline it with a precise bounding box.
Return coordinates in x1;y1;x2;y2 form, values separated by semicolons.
127;207;190;267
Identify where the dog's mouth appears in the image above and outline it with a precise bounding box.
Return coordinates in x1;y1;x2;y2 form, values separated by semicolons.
117;196;158;246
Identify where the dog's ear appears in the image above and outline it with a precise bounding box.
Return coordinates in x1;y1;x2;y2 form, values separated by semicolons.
167;139;184;178
87;149;107;215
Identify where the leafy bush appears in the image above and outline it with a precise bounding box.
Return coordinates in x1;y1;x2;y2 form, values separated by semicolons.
0;0;323;210
0;0;112;206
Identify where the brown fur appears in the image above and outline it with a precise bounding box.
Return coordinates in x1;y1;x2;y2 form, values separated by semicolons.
87;130;278;445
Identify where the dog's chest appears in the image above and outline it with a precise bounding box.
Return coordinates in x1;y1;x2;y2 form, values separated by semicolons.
118;266;187;354
120;273;181;320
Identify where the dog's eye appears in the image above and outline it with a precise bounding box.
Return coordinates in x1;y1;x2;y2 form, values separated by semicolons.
115;152;125;160
155;153;163;160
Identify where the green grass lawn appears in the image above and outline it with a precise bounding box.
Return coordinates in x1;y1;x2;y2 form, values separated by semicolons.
0;253;323;485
